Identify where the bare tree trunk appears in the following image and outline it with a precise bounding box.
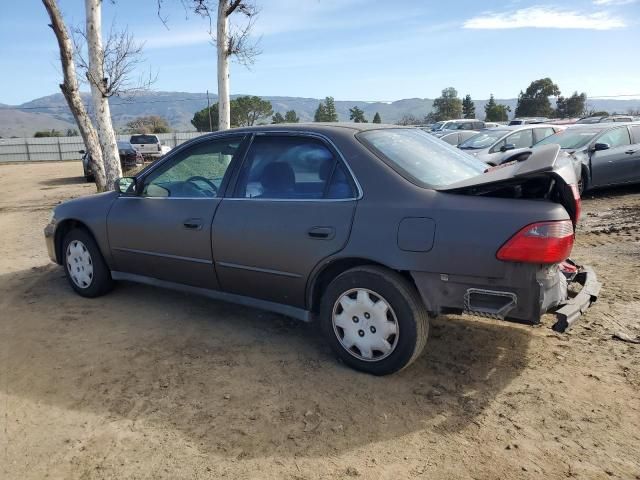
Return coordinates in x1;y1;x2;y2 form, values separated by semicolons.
217;1;231;131
42;0;107;192
85;0;122;189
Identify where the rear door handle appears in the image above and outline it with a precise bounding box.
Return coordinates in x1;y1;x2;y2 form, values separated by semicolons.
308;226;335;239
183;218;203;230
625;149;636;155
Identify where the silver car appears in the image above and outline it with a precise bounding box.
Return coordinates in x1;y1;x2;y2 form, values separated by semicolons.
458;125;563;165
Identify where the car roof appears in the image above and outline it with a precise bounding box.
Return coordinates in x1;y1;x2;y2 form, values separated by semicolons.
483;124;557;132
217;122;409;135
565;122;636;131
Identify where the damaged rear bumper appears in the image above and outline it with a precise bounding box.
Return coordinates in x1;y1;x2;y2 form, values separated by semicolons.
410;260;600;330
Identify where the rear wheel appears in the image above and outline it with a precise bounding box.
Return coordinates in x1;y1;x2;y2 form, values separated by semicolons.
578;170;589;194
62;228;113;297
320;266;429;375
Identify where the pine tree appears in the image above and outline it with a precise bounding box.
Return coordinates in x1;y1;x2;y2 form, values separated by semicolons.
324;96;338;122
462;94;476;119
484;94;511;122
272;112;285;124
372;112;381;123
284;110;299;123
314;102;327;122
349;106;367;123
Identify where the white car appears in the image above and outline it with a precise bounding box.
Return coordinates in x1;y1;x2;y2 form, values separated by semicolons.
129;134;171;157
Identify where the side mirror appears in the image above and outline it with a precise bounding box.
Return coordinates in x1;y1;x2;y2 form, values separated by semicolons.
593;142;610;152
78;150;85;154
500;143;516;152
115;177;136;194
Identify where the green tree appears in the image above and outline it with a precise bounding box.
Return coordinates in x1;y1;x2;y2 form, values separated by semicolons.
555;92;587;118
314;96;338;122
372;112;381;123
484;94;511;122
462;94;475;119
515;78;561;117
396;114;422;126
66;128;79;137
284;110;299;123
234;96;273;126
34;129;63;137
126;115;171;134
432;87;463;121
349;106;368;123
272;112;285;124
191;103;219;132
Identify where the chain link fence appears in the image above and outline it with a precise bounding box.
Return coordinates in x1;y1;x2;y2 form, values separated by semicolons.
0;132;206;163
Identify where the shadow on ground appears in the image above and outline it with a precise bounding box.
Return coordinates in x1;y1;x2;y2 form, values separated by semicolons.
3;265;532;459
39;175;85;187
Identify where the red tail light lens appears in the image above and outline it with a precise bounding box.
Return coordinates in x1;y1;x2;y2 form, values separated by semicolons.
497;220;574;264
570;184;581;223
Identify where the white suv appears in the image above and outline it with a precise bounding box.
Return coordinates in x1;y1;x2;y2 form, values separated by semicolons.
129;134;171;157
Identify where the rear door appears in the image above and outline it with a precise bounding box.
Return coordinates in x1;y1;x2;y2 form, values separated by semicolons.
589;126;634;187
212;133;358;308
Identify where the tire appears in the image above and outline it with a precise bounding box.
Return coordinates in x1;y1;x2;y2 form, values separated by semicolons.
319;266;429;375
62;228;113;298
578;170;588;195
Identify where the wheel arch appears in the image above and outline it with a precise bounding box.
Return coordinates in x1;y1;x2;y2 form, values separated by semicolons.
306;257;422;314
54;219;97;265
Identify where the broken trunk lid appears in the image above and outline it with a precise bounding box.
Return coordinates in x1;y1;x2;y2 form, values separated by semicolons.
438;144;563;192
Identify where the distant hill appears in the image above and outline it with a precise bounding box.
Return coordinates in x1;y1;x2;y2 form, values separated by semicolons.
2;91;639;137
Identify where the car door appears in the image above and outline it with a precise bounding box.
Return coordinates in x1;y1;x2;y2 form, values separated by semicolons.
589;126;634;187
107;135;246;289
212;133;358;308
627;125;640;183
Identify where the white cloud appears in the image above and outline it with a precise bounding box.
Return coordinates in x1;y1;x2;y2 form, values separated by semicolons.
463;6;626;30
593;0;637;5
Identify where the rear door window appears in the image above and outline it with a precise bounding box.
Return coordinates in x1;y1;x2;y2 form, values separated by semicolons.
233;135;355;199
630;126;640;144
534;127;556;143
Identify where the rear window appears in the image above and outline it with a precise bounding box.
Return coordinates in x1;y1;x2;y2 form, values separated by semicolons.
357;128;486;189
130;135;159;144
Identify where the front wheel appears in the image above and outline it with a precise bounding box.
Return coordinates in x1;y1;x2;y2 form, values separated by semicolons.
63;228;113;298
320;266;429;375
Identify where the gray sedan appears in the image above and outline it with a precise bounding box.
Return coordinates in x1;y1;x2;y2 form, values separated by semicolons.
44;124;598;375
536;123;640;192
458;125;563;165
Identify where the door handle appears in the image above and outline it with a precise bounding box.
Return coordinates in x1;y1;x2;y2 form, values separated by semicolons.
308;226;335;239
625;150;636;155
183;218;203;230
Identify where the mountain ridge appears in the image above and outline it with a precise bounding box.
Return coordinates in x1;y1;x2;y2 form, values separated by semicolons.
2;91;639;137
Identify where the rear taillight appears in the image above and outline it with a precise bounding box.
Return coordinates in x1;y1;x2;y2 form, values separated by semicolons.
569;184;581;223
497;220;574;264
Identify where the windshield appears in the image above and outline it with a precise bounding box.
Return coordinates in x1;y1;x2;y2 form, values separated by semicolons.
357;128;486;188
575;117;603;124
458;130;508;149
535;129;599;149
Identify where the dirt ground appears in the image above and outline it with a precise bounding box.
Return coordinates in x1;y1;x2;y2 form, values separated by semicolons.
1;161;639;480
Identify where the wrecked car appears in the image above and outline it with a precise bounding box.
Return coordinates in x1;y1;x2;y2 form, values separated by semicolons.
44;124;600;375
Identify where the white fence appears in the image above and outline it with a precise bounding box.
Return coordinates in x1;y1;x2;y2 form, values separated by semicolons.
0;132;206;163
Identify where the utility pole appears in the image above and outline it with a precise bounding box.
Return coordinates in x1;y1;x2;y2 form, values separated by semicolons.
206;89;213;132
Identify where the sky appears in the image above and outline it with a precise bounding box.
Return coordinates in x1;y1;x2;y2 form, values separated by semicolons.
0;0;638;105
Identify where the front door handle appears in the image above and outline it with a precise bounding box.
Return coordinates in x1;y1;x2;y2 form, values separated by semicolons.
625;149;636;155
183;218;203;230
308;226;335;239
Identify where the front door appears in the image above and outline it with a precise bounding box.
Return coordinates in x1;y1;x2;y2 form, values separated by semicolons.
107;135;246;289
590;126;634;187
212;133;358;308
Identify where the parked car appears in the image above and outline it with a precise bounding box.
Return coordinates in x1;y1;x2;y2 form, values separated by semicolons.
575;115;635;125
46;124;598;375
535;123;640;192
129;134;171;157
458;125;564;165
430;119;485;134
81;141;143;181
438;130;480;146
484;122;502;128
509;117;548;125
